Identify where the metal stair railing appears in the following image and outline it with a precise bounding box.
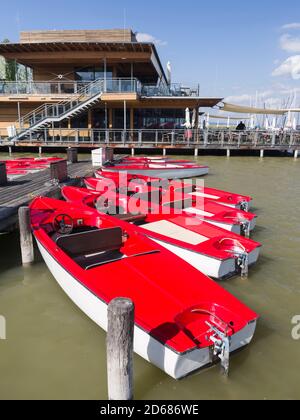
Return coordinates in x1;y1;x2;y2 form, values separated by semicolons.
14;79;105;138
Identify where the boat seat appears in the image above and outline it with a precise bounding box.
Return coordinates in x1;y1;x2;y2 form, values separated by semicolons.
84;250;160;271
75;250;124;270
56;227;123;258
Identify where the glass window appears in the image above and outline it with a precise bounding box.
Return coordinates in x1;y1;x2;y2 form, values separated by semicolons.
71;112;88;129
75;67;113;81
114;109;130;129
134;109;185;129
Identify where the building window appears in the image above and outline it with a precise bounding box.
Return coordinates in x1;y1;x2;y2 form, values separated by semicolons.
114;109;130;129
74;67;113;82
71;112;88;129
92;108;107;129
134;109;185;129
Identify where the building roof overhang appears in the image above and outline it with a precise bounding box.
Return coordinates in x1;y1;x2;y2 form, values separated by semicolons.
0;41;167;84
140;97;223;108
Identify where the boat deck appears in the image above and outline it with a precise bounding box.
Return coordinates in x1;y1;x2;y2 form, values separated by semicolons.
0;160;94;232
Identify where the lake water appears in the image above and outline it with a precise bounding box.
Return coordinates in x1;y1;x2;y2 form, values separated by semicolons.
0;153;300;400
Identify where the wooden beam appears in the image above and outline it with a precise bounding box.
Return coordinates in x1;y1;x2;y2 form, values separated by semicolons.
2;51;152;61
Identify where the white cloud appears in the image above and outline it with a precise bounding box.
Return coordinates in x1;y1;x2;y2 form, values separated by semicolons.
280;34;300;53
272;55;300;80
225;91;275;104
281;23;300;31
225;94;252;103
136;32;167;46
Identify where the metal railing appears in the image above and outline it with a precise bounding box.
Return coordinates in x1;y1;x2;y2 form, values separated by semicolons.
0;81;91;95
141;83;200;97
12;128;300;147
17;78;105;130
0;80;199;98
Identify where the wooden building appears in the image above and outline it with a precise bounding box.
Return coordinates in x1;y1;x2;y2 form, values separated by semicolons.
0;29;222;139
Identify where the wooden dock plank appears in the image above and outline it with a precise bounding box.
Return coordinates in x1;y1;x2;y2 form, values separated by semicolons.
0;160;94;232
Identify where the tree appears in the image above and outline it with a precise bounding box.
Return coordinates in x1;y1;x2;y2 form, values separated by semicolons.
1;38;17;81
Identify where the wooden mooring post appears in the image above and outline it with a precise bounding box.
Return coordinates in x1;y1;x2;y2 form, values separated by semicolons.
107;298;135;401
0;162;7;186
18;207;34;266
50;160;68;183
67;147;78;163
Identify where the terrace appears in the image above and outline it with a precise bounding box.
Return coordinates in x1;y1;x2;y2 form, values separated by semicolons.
0;79;200;98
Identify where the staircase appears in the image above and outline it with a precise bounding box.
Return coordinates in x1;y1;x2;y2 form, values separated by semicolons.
10;79;104;142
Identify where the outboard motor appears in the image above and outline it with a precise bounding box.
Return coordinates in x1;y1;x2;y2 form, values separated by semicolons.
175;305;235;377
241;219;251;238
217;238;249;278
240;201;249;212
206;321;231;376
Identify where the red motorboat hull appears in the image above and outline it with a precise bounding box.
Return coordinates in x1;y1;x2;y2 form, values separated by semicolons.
30;197;258;378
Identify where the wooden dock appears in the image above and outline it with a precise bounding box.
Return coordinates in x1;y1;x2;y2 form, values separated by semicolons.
0;160;94;232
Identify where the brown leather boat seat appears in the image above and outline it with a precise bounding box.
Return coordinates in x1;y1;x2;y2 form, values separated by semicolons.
56;227;124;269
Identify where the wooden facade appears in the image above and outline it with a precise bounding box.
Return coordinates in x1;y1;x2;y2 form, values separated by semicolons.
20;29;137;44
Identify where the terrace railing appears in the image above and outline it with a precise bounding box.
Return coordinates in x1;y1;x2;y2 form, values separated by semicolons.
141;83;200;97
0;81;91;95
12;128;300;148
0;80;199;97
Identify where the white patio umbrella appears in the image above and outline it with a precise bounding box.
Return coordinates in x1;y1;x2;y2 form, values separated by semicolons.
184;108;191;129
206;113;210;128
167;61;172;85
264;117;269;130
192;109;197;128
286;110;292;129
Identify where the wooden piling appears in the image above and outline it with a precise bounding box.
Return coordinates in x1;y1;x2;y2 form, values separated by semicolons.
194;148;199;157
260;149;264;159
131;148;135;157
50;160;68;183
294;150;299;159
0;162;7;186
18;207;34;265
227;149;231;158
107;298;134;401
67;147;78;163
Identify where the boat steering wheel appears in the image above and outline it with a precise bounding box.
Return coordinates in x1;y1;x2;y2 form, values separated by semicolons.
53;214;74;235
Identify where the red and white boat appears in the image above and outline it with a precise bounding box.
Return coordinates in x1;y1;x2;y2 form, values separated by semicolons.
101;162;209;179
86;177;257;236
62;186;261;280
117;156;202;167
93;171;253;211
2;157;63;178
30;197;258;379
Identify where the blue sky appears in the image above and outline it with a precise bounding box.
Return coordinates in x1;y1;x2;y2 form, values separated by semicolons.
1;0;300;107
